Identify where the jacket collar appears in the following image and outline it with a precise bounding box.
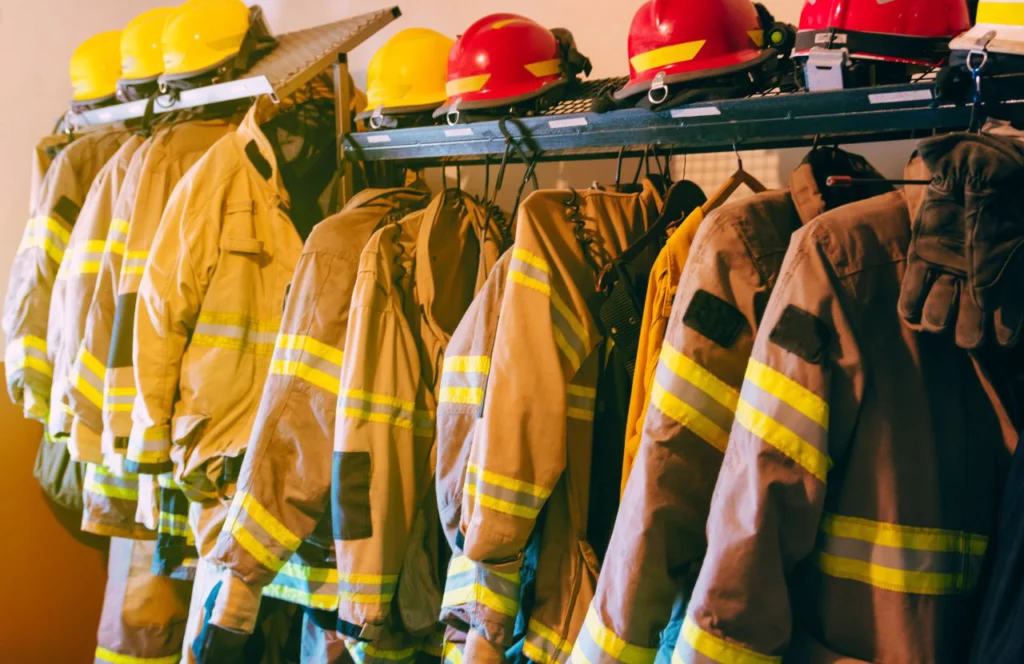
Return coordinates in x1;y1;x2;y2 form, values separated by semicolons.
236;99;288;207
789;147;890;225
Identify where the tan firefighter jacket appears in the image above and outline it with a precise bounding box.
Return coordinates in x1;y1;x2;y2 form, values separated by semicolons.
571;154;887;664
676;159;1018;664
30;134;70;214
98;119;237;477
201;188;431;624
328;190;507;662
442;187;660;664
69;136;158;539
49;135;145;450
130;99;330;501
4;129;128;422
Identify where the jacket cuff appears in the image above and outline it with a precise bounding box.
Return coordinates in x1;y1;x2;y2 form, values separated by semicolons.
208;564;263;634
126;423;173;474
24;387;50;422
441;555;520;648
464;629;507;664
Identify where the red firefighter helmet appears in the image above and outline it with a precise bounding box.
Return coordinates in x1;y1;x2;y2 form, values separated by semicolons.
616;0;775;100
435;14;570;118
794;0;971;66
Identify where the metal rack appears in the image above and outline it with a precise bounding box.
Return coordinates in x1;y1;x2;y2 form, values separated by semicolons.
344;74;1024;166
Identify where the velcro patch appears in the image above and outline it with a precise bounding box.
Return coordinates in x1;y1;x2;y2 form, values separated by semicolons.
53;196;81;225
245;140;273;180
683;289;746;348
769;305;831;364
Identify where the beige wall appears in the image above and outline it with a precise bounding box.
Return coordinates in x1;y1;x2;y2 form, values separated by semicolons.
0;0;910;310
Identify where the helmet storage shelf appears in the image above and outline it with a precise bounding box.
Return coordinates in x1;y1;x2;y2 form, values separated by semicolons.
344;73;1024;166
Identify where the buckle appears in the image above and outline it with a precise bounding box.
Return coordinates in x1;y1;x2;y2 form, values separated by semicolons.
804;47;849;92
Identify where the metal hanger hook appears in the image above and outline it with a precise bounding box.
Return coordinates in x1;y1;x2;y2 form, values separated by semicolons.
733;141;744;171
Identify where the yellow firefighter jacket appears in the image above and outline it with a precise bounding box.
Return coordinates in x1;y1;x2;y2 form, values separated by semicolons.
202;188;431;625
49;135;146;450
4;129;128;421
328;191;507;662
676;159;1018;664
440;187;660;664
571;153;887;664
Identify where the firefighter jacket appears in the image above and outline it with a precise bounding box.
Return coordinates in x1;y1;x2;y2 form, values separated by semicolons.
102;119;238;477
620;206;704;495
328;190;507;661
676;159;1018;664
4;129;128;422
440;187;660;664
571;151;890;664
69;136;160;540
201;188;431;625
48;135;146;452
130;98;333;501
30;134;69;214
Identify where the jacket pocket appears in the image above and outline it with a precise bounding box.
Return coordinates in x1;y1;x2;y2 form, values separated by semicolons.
332;451;372;541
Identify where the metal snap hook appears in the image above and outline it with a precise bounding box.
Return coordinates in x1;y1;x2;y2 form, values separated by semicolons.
370;106;385;130
446;99;462;126
648;72;669;106
967;48;989;76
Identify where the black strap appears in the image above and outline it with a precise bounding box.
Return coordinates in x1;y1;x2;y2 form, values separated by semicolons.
796;28;951;63
220;454;246;485
599;262;647;380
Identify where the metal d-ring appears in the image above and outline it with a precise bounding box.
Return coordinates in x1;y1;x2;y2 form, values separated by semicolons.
369;106;385;131
446;99;462;126
648;72;669;106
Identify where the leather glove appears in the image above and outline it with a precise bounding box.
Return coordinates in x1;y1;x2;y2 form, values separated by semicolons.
899;132;1024;348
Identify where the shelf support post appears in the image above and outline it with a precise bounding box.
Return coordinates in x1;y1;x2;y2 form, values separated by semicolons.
334;52;354;209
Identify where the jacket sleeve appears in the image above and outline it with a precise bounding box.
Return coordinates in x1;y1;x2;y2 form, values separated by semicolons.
67;215;129;446
455;217;600;652
3;163;82;421
676;224;861;663
129;178;219;477
331;239;431;639
205;241;355;632
571;217;762;664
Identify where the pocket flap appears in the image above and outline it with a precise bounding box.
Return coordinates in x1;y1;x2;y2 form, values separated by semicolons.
222;236;264;255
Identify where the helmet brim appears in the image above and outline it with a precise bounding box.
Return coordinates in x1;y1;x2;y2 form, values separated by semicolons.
433;78;568;119
614;48;777;100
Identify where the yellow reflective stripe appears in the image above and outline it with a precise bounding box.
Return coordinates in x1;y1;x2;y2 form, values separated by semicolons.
105;241;126;256
493;18;527;29
20;335;47;352
94;646;180;664
79;348;107;380
271;360;340;395
467;462;549;500
235;491;302;551
263;583;338;610
78;240;107;253
748;30;765;47
337;590;394;604
513;248;550;273
110;218;130;234
444;355;491;374
744;359;828;428
277;561;338;582
567;407;595;422
344;388;416;413
579;606;657;663
439;386;483;405
525;619;574;661
18;236;64;263
661;345;739;411
510;269;551;297
815;551;971;596
465;483;540;519
446;74;491;96
650;382;730;453
525;58;563;77
22;356;55;378
75;261;102;275
84;478;138;500
567;384;596;398
551;292;589;349
630;40;707;73
681;615;780;664
820;513;988;555
442;582;518;617
72;371;104;409
443;641;464;664
275;334;345;366
107;387;136;396
978;0;1024;26
447;555;520;582
125;250;149;260
339;572;399;584
126;448;170;464
734;399;831;483
230;520;287;572
122;265;145;275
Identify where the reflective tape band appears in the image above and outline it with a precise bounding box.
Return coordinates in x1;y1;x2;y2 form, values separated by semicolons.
94;646;181;664
674;615;780;664
443;641;464;664
567;383;596;422
524;619;573;664
446;74;491;96
18;216;71;263
224;491;303;574
340;388;435;436
344;640;419;664
271;335;344;395
192;312;280;357
440;355;491;407
442;555;521;618
336;572;399;606
121;250;149;276
465;462;550;520
571;606;658;664
265;560;340;610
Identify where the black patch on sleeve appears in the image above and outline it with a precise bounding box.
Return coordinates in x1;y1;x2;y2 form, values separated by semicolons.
53;196;81;225
769;305;832;364
109;293;138;368
245;140;273;180
332;452;372;541
683;289;746;348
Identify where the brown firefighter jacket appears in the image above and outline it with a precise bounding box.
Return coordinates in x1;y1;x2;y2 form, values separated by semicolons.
49;135;146;451
201;188;431;625
329;191;507;661
4;129;128;422
442;187;660;664
677;159;1018;664
570;152;888;664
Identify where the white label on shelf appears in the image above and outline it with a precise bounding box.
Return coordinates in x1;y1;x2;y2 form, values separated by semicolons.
366;134;392;144
671;106;722;118
444;127;474;138
548;116;589;129
868;89;933;105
